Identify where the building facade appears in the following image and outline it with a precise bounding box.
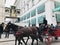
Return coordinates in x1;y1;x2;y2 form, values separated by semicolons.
14;0;60;26
5;6;18;23
0;0;6;23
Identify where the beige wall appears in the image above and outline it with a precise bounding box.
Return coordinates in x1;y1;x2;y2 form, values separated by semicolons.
0;0;5;23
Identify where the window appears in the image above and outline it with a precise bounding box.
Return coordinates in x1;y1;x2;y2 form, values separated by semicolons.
17;11;20;14
54;1;60;8
37;4;45;14
32;0;34;6
27;4;29;10
56;14;60;22
20;17;23;21
38;15;45;23
16;9;20;14
27;20;30;26
23;15;26;20
31;18;36;25
31;9;36;17
27;20;30;23
27;13;30;19
24;7;25;12
5;10;9;12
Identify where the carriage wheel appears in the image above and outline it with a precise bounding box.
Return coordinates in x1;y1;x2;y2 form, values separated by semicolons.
45;36;52;45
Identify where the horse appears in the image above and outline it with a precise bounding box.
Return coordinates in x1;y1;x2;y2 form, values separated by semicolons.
16;26;39;45
5;22;43;45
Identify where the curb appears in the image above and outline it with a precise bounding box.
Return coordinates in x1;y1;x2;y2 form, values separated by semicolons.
0;39;15;43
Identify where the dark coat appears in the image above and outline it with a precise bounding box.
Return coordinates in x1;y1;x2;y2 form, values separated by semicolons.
0;25;3;34
38;26;42;35
43;19;47;25
5;24;11;32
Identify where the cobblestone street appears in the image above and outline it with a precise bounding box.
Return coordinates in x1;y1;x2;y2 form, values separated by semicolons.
0;34;60;45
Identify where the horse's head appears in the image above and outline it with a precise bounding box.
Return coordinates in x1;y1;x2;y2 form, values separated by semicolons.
5;22;18;32
5;22;24;33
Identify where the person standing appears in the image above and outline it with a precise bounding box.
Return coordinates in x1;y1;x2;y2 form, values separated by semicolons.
5;22;11;38
38;23;43;42
43;18;47;26
0;23;4;38
42;18;48;32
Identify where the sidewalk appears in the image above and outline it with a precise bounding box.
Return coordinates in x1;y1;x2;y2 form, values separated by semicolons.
0;34;15;42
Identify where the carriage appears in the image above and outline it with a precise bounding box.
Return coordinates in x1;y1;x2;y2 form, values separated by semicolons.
5;22;60;45
43;26;60;43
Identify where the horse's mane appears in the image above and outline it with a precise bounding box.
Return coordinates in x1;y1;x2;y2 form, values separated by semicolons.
10;23;24;29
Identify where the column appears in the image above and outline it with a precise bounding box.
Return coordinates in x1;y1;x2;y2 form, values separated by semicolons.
45;0;57;26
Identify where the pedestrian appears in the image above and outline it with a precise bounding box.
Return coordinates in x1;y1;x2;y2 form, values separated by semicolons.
5;22;11;38
38;24;42;35
43;18;47;26
38;23;43;42
0;23;4;39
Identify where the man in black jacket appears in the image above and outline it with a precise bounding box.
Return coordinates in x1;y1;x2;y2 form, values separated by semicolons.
43;18;47;26
38;23;43;42
0;23;4;38
5;22;11;38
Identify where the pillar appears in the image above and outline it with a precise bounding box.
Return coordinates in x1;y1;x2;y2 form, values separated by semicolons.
45;0;57;26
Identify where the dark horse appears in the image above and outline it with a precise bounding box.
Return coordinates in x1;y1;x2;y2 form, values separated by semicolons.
5;22;43;45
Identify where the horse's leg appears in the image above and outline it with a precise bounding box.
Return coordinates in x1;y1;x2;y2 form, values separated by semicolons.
36;39;38;45
15;37;17;45
22;38;26;45
39;35;43;42
25;36;29;45
18;40;20;45
31;39;34;45
18;39;22;45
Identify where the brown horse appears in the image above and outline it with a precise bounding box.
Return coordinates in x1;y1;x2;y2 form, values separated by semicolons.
16;26;38;45
5;22;43;45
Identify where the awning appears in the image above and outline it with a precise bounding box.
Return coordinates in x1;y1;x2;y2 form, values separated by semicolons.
53;7;60;12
